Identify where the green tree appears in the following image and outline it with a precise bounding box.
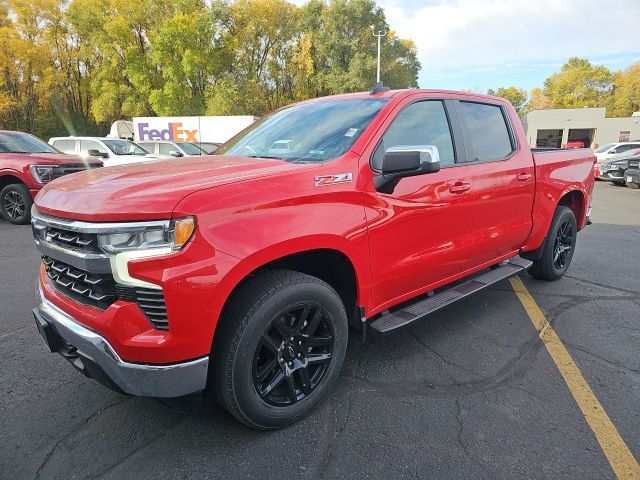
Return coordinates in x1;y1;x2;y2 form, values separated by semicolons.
487;86;528;115
542;57;613;109
607;62;640;117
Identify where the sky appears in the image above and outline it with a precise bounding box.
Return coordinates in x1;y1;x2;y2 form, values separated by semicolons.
295;0;640;92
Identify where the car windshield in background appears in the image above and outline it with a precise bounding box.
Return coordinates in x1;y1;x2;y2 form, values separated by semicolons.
0;132;59;154
177;142;205;155
102;139;148;155
595;143;616;153
217;98;389;162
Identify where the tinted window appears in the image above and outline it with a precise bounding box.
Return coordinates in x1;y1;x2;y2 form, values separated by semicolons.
158;143;174;155
459;102;513;161
52;139;76;154
79;140;107;154
372;100;455;170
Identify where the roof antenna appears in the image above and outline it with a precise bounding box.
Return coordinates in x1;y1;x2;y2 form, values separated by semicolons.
370;81;390;95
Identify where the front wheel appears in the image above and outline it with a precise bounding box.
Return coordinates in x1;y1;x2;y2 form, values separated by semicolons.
528;205;577;281
0;183;33;225
210;270;348;429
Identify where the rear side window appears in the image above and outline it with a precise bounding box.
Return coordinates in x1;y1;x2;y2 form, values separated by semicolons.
459;102;513;161
53;140;76;154
372;100;455;170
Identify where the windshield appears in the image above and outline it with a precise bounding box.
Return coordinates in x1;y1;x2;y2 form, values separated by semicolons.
102;139;148;156
218;98;389;162
177;142;205;155
0;132;59;154
595;143;616;153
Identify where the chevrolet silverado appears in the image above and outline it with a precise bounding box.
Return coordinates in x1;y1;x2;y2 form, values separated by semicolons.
31;86;595;429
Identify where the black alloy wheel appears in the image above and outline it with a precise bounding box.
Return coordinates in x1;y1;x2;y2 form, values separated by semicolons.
528;205;577;281
253;303;334;406
552;220;574;270
4;190;26;220
0;184;33;225
210;269;348;429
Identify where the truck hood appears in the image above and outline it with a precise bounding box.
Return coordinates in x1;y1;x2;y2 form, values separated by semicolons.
4;152;101;166
35;156;298;221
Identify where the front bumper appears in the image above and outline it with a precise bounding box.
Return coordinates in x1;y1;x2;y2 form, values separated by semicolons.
34;283;209;397
597;169;625;181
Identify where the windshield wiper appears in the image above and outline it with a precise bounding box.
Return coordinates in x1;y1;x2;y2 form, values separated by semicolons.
246;155;284;160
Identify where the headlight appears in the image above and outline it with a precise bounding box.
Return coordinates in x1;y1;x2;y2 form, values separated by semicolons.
97;217;195;253
29;165;55;183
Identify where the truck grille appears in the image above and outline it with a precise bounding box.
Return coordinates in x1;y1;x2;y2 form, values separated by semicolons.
44;227;101;254
43;256;169;330
51;163;101;180
43;256;116;309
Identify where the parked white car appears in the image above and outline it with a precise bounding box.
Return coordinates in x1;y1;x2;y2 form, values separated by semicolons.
594;141;640;167
48;137;171;166
137;140;206;157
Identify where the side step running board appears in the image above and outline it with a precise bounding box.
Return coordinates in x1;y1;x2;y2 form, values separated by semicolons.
369;257;533;334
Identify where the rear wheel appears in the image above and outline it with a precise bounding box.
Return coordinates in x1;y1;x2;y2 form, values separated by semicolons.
210;270;348;429
0;183;32;225
528;206;577;281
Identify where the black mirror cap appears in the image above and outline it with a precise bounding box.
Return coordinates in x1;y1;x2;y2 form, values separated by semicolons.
375;145;441;193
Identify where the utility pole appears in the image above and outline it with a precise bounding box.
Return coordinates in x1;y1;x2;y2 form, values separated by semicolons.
371;27;387;83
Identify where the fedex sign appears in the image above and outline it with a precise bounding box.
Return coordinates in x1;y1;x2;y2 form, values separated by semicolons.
138;122;198;142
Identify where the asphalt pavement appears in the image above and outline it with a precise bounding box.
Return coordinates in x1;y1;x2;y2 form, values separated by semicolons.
1;181;639;479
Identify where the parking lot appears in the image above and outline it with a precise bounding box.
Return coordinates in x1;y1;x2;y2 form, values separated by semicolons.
1;181;638;480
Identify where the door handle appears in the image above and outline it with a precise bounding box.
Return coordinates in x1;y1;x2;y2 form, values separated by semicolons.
516;172;532;182
449;182;471;194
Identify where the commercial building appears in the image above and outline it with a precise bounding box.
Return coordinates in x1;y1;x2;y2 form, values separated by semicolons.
521;107;640;149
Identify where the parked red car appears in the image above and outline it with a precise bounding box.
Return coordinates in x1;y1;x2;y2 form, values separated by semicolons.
0;130;102;224
31;88;595;429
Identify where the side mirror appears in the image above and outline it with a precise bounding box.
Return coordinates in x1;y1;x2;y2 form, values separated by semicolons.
87;149;109;159
169;150;183;157
374;145;441;193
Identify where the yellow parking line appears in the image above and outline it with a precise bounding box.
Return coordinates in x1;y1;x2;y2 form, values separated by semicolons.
510;276;640;480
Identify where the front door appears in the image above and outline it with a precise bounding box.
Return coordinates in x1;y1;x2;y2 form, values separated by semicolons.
362;96;475;313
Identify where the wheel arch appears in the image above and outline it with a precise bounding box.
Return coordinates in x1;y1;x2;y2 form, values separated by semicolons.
0;173;27;191
212;243;365;350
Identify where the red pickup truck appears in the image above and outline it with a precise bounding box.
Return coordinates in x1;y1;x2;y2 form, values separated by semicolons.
0;130;102;224
31;87;594;429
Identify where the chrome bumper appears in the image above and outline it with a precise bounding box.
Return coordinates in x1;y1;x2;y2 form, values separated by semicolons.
34;283;209;397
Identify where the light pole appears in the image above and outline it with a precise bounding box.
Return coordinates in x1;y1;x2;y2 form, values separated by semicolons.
371;27;386;83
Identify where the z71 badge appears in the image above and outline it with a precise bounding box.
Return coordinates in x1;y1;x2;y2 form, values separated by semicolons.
314;173;353;187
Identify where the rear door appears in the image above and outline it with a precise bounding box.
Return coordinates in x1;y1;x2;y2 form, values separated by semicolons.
363;95;475;312
455;99;534;267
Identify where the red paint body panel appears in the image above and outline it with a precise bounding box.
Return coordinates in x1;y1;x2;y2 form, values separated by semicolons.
34;90;595;364
0;145;100;199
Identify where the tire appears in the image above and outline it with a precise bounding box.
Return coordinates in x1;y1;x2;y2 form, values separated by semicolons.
528;206;577;281
0;183;32;225
210;270;348;429
627;182;639;190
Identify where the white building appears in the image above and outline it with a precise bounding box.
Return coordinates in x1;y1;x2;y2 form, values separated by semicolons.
521;108;640;149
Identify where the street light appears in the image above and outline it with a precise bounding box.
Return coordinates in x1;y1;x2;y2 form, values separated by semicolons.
370;26;387;83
